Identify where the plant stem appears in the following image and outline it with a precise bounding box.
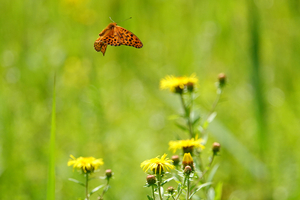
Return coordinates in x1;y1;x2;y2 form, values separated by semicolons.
192;154;215;192
85;173;89;200
179;93;194;138
152;185;156;200
99;179;110;199
157;175;163;200
186;177;190;200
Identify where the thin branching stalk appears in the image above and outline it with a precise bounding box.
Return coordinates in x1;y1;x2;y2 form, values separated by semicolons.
175;177;187;200
152;185;156;200
157;175;164;200
99;178;110;199
192;154;215;192
186;177;190;200
208;88;222;118
179;93;194;138
85;173;89;200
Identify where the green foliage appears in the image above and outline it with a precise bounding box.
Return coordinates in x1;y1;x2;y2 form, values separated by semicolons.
46;77;56;200
0;0;300;199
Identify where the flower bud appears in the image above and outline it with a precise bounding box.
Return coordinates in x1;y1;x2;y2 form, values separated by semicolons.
167;186;175;194
105;169;113;179
146;175;156;185
184;165;192;175
218;73;226;88
171;155;180;166
187;82;195;92
182;153;194;171
212;142;221;155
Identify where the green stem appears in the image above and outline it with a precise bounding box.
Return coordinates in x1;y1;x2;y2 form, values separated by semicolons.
175;176;187;200
186;177;190;200
202;88;223;136
192;154;215;192
157;175;163;200
208;88;222;121
179;93;194;138
152;185;156;200
99;179;110;199
85;173;89;200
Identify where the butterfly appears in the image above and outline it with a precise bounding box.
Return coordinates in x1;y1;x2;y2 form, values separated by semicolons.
94;22;143;56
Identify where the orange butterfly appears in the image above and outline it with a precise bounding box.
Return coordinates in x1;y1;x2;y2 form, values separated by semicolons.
94;22;143;56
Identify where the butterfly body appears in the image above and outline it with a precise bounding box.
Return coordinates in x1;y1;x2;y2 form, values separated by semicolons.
94;22;143;56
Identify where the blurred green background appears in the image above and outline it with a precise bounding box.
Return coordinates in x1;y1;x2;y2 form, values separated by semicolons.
1;0;300;199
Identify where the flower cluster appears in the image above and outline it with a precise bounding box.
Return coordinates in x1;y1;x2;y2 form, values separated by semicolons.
140;73;224;200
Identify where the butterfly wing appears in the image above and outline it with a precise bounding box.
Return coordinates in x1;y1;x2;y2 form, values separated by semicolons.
95;22;143;55
100;25;143;48
94;37;108;56
115;26;143;48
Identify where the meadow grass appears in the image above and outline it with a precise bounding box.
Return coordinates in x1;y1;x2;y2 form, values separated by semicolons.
0;0;300;199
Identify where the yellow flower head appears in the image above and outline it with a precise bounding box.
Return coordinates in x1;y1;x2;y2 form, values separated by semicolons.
67;155;104;173
160;74;198;93
140;154;175;174
169;136;205;154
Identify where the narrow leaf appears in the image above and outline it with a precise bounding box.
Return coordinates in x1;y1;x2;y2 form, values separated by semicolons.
90;185;104;195
207;187;215;200
207;164;219;183
46;75;56;200
68;178;85;186
207;112;217;123
189;182;212;199
147;195;153;200
161;177;173;186
214;182;223;200
175;123;188;131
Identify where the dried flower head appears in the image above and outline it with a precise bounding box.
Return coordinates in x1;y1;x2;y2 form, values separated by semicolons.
141;154;175;174
67;155;104;173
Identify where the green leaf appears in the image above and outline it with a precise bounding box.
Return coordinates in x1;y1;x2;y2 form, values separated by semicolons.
207;164;219;183
161;177;173;186
175;122;188;131
47;75;56;200
192;115;201;125
214;182;223;200
90;185;104;195
207;112;217;123
207;187;215;200
147;195;154;200
68;178;85;186
189;182;212;199
177;183;182;193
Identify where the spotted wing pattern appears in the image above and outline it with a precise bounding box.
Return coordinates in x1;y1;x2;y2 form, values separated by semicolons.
100;25;143;48
94;22;143;55
94;37;108;56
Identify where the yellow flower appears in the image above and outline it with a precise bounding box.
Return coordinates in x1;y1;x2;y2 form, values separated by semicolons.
68;155;104;173
141;154;175;174
169;136;205;154
160;74;198;93
182;153;194;167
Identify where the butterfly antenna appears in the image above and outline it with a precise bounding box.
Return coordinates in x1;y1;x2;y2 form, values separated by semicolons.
120;17;132;22
109;17;115;23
